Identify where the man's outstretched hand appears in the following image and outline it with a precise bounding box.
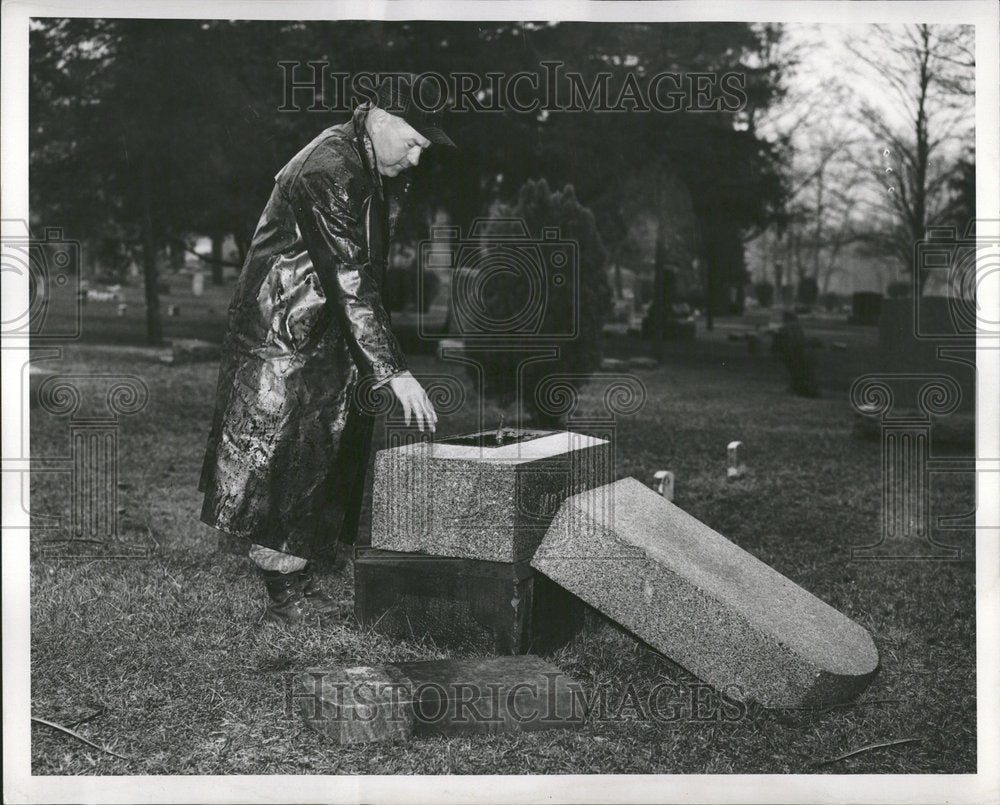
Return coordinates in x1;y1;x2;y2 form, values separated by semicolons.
387;371;437;432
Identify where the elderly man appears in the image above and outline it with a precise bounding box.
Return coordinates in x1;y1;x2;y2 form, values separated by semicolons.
199;75;453;626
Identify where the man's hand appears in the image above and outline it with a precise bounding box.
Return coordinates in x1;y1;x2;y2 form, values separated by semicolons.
387;371;437;432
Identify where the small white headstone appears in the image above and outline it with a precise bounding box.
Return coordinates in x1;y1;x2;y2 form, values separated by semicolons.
727;441;746;481
192;272;205;297
652;470;675;502
116;303;128;317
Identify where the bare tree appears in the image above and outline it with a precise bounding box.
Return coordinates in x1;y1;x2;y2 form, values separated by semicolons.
846;24;975;292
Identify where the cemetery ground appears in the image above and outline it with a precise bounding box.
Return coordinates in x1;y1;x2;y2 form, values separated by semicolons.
28;292;976;775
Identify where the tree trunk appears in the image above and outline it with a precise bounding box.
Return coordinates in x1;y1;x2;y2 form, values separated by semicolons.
211;232;225;285
652;214;667;361
141;223;163;346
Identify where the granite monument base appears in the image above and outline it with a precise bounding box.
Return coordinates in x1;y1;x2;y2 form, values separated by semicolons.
354;547;585;655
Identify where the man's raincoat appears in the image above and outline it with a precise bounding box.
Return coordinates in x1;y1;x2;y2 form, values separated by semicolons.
199;103;411;560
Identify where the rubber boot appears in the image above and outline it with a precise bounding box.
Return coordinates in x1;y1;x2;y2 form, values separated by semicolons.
261;569;308;627
300;563;351;621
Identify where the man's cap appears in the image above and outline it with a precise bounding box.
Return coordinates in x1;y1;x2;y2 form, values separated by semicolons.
373;73;456;148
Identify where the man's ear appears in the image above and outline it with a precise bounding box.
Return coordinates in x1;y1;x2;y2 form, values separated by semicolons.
368;107;390;133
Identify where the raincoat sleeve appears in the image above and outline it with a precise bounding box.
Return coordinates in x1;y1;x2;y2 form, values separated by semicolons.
290;169;408;387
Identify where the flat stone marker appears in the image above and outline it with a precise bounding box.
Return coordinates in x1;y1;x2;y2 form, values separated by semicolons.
296;656;585;744
727;440;746;480
372;429;611;562
296;665;413;745
531;478;879;708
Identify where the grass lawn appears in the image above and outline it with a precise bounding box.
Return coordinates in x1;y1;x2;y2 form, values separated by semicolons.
28;311;976;775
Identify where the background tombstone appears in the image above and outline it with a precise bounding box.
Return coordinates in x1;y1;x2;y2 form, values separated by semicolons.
726;441;746;481
652;469;675;501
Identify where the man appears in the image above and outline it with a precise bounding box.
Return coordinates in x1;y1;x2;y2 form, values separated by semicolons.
199;75;453;626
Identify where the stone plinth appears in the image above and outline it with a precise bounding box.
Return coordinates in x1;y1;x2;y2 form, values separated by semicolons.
297;656;585;744
354;547;585;654
531;477;879;708
372;429;611;562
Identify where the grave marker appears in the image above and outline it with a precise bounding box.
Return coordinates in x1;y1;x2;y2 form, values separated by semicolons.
531;478;879;708
652;470;675;501
372;429;611;563
353;548;584;654
727;441;746;480
296;656;585;744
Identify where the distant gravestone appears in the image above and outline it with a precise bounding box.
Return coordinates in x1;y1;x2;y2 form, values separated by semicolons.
531;478;879;708
436;337;465;361
628;356;659;370
296;656;585;744
772;314;819;397
372;429;611;563
879;296;974;413
726;441;746;481
652;470;675;501
158;338;220;365
851;291;882;325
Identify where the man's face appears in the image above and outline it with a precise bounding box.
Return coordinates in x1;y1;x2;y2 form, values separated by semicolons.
370;111;431;177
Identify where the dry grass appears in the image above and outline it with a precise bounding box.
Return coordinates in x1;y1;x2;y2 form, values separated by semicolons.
28;320;975;774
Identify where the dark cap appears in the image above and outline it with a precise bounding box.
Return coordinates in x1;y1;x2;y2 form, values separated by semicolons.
373;73;456;148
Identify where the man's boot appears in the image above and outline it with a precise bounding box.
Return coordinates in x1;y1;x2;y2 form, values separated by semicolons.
300;562;351;621
261;569;309;627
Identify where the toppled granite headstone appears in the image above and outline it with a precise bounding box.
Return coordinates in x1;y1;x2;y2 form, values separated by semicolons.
372;429;611;562
296;656;585;744
531;477;879;708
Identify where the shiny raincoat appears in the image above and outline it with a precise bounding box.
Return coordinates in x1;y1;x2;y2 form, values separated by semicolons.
199;103;411;560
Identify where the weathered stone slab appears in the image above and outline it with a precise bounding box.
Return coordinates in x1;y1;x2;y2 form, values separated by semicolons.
354;547;584;654
295;665;413;745
531;477;879;708
296;656;585;744
372;429;611;562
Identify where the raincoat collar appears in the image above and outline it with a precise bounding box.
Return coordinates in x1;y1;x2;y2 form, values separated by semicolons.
352;102;412;234
353;102;383;198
